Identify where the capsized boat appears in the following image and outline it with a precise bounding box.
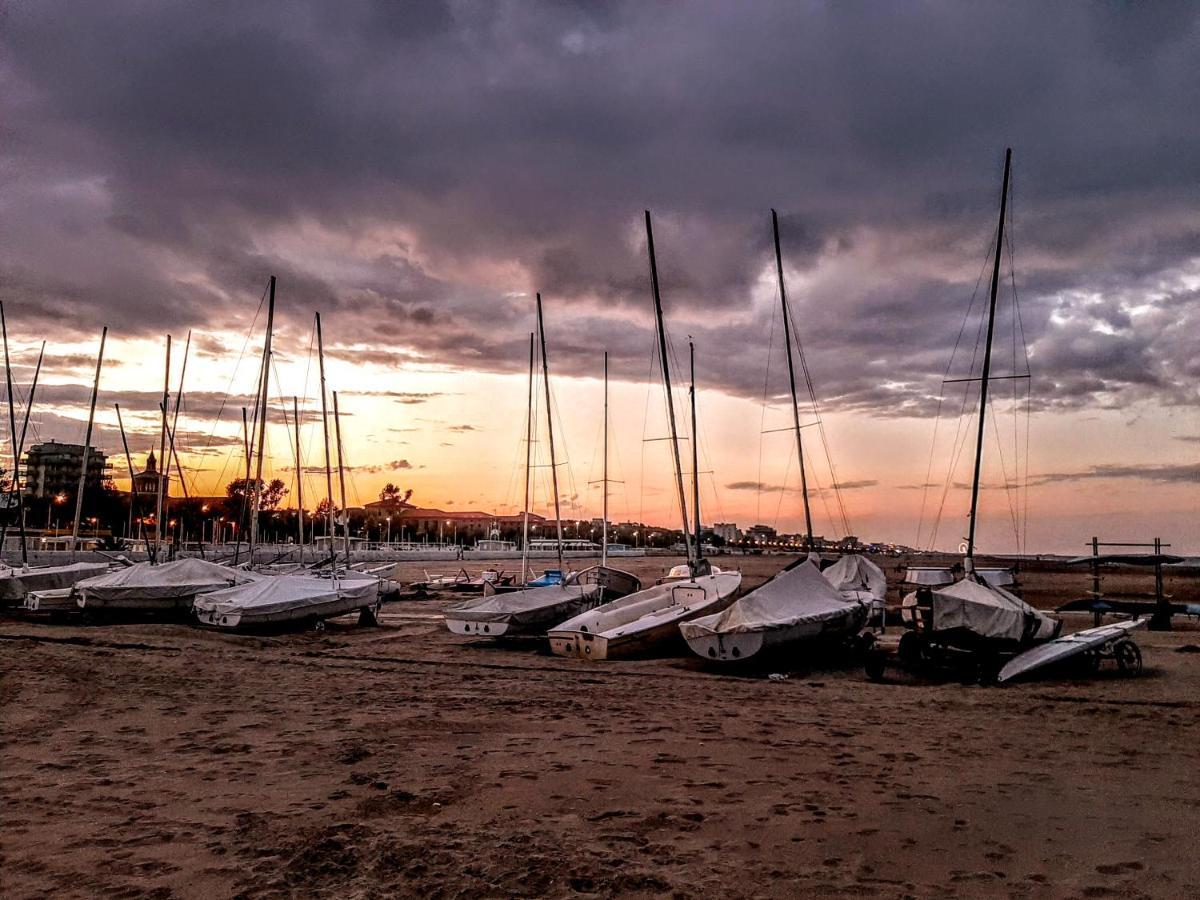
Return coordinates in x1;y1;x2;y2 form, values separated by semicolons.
444;565;641;638
549;568;742;660
0;562;109;606
681;560;865;663
194;571;381;629
76;558;257;612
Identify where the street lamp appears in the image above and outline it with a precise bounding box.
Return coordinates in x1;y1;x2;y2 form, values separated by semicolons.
386;515;392;545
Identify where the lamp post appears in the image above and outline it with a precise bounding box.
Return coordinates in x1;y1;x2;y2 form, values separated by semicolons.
386;515;392;545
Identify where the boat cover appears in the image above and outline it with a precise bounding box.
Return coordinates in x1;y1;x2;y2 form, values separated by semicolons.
194;573;378;618
680;561;862;638
976;567;1015;588
77;558;256;601
447;583;600;626
0;562;109;600
997;618;1145;683
931;577;1058;643
903;567;955;586
822;555;886;600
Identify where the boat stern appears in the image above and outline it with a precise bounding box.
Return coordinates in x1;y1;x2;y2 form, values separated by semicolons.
445;617;511;637
684;630;765;662
548;629;610;660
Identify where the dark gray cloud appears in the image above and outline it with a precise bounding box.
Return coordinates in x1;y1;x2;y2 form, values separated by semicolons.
1;1;1198;417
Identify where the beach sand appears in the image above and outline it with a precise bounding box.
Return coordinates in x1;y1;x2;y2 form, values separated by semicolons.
2;554;1198;898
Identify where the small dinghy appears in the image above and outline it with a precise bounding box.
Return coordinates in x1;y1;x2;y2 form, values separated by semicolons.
194;571;381;629
445;566;640;638
76;559;256;612
681;560;865;663
821;554;888;620
0;562;110;606
549;569;742;660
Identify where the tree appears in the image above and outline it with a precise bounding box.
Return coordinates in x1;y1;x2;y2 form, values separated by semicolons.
379;483;412;505
225;477;288;510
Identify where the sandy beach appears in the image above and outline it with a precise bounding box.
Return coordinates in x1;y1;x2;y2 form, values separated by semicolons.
2;554;1199;898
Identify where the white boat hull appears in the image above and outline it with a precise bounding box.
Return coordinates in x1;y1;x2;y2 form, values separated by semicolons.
548;572;742;660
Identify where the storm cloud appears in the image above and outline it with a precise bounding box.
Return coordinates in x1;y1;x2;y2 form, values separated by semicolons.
2;1;1198;416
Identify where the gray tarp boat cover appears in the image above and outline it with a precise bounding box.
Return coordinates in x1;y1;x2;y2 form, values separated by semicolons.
932;577;1058;643
194;573;378;619
680;560;864;638
0;562;109;600
447;583;600;626
903;567;955;586
822;555;886;600
77;558;256;601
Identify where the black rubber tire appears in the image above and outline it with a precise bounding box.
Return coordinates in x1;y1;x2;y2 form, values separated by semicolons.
1115;639;1142;675
864;650;888;682
898;630;924;666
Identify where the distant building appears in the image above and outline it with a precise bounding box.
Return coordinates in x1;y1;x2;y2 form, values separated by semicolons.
745;524;777;542
23;441;109;499
131;451;169;499
713;522;740;542
363;497;546;541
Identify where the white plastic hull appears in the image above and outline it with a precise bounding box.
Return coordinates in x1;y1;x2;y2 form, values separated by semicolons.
196;590;378;628
548;572;742;660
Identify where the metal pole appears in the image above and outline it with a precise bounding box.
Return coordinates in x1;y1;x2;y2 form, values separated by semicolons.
0;303;29;563
250;276;275;561
772;209;814;552
644;211;694;568
1;334;42;562
965;148;1012;571
536;293;565;577
293;396;304;564
116;404;136;543
332;391;350;567
153;334;171;561
689;341;703;565
71;327;107;560
521;332;534;582
602;351;608;568
316;312;336;544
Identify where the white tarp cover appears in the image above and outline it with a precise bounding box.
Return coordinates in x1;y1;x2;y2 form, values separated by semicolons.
77;558;255;601
903;567;955;586
822;555;886;600
680;561;862;638
194;573;378;618
0;562;109;600
932;577;1058;643
448;583;600;626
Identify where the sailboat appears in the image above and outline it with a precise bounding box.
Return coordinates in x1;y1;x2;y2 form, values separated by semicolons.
548;212;742;660
445;295;640;639
1;320;110;608
880;151;1059;678
681;209;882;665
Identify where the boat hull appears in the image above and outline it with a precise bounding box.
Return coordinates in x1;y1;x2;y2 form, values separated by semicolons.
682;610;867;664
548;572;742;660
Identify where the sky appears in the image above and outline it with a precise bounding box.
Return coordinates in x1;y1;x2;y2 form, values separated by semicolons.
1;1;1197;553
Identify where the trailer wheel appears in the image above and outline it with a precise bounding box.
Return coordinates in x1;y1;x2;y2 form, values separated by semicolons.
313;618;326;632
1115;639;1142;675
897;630;924;666
358;600;383;627
864;649;888;682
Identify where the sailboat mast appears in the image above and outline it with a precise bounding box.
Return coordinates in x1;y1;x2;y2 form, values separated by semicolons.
772;209;814;553
250;276;276;560
643;211;694;566
115;404;137;540
689;342;703;563
153;334;171;561
71;327;107;560
536;293;565;577
602;351;609;568
294;396;304;564
1;304;29;563
332;390;350;567
315;312;335;544
521;331;535;582
965;148;1012;570
3;342;46;559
